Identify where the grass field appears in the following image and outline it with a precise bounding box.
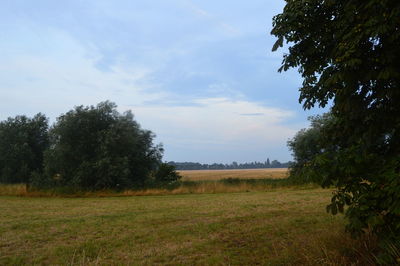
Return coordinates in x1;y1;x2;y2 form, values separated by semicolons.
0;188;376;265
179;168;288;181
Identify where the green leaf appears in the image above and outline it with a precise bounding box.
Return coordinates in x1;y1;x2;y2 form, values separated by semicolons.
272;36;283;52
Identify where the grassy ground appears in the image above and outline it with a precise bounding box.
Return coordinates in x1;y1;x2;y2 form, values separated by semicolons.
0;188;375;265
179;168;288;181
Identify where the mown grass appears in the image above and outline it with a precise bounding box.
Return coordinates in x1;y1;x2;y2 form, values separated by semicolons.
179;168;288;181
0;188;377;265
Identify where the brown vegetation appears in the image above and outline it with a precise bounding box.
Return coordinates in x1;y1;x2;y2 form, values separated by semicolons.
0;181;308;198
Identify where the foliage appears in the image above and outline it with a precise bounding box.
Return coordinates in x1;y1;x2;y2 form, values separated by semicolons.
287;113;334;184
0;114;49;184
38;101;163;190
153;163;181;184
272;0;400;261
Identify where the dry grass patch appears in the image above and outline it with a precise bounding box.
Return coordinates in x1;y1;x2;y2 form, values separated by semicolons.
0;184;27;196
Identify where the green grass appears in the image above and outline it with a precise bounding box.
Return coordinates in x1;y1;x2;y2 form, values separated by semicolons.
0;188;376;265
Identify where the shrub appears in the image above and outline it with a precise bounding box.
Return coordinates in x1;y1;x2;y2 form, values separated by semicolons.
152;163;181;188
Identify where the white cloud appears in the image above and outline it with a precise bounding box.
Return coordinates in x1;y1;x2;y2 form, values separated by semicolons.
125;97;297;158
0;28;166;120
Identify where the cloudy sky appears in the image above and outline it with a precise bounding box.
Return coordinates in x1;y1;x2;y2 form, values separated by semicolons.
0;0;326;163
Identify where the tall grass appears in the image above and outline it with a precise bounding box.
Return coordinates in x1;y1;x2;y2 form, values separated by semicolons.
0;183;27;196
0;178;315;197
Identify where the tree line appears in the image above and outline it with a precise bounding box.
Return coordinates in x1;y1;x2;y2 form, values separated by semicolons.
0;101;180;190
168;159;291;170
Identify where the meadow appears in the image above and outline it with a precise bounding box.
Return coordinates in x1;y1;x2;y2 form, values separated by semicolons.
0;189;376;265
0;169;377;265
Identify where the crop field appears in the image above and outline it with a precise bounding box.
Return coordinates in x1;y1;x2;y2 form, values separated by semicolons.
0;187;375;265
179;168;289;181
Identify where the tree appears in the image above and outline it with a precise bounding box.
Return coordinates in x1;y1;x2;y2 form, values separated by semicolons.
0;114;49;184
153;163;181;184
40;101;163;190
270;160;281;168
287;113;334;184
272;0;400;261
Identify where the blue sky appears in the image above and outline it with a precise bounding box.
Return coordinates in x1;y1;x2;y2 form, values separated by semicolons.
0;0;326;163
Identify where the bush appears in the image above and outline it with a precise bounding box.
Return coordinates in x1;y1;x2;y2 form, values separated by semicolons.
150;163;181;189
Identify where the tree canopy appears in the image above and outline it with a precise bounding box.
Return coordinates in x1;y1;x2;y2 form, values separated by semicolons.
0;114;49;184
272;0;400;261
287;113;334;184
40;101;163;190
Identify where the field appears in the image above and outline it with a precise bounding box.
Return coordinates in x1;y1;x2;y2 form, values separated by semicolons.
0;194;375;265
0;169;376;265
179;168;288;181
0;169;292;197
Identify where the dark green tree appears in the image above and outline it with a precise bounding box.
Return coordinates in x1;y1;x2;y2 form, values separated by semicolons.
0;113;49;184
154;163;181;184
41;101;163;190
272;0;400;261
287;113;334;184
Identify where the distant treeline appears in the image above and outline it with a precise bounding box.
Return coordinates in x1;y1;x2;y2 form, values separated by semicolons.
168;159;292;170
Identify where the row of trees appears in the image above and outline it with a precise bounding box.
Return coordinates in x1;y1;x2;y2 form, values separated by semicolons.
273;0;400;262
0;101;180;190
168;159;291;170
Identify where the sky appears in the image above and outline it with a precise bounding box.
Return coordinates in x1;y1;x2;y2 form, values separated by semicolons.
0;0;327;164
